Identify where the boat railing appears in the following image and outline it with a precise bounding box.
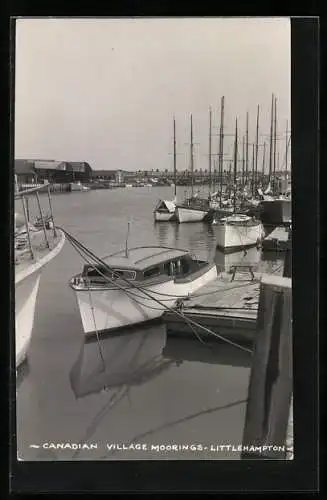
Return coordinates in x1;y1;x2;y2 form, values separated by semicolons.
15;184;58;261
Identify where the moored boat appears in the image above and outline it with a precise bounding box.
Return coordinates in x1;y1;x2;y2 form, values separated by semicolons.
175;113;212;223
176;196;212;223
154;117;178;222
154;199;176;221
259;197;292;225
69;245;218;335
15;185;65;367
215;214;265;252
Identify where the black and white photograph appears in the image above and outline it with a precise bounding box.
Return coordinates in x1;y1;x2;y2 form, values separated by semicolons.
14;17;293;462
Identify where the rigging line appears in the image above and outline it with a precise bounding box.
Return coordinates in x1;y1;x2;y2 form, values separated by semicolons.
62;228;253;353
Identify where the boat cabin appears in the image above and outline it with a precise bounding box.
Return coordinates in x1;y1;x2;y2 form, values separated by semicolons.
75;246;209;288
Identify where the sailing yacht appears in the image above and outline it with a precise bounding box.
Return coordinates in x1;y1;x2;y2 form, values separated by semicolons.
154;117;177;222
214;118;264;252
15;184;65;367
175;113;212;223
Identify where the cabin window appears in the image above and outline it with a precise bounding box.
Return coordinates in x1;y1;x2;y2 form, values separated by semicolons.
83;265;109;277
83;266;135;281
143;266;161;279
111;269;136;280
163;259;183;276
163;261;173;276
180;257;191;274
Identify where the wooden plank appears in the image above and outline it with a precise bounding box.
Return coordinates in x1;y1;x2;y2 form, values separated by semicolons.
163;275;260;343
241;275;292;459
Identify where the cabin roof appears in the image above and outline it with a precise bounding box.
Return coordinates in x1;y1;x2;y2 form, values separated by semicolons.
101;246;189;271
156;200;176;212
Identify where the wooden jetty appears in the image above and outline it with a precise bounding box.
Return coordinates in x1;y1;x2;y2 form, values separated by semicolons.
163;269;263;344
262;226;291;252
241;273;292;459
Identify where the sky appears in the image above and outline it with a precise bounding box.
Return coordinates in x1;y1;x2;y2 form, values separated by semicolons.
14;17;291;172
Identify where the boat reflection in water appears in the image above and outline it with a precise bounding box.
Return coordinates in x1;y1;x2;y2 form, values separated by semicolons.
69;322;177;399
215;246;261;273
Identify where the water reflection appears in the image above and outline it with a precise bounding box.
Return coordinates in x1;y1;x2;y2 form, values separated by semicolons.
70;322;176;399
215;246;262;273
260;250;285;275
153;220;216;257
155;221;173;247
163;337;252;369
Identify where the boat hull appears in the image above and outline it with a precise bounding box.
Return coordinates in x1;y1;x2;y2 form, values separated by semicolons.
259;199;292;225
216;222;265;251
15;230;65;367
73;264;218;335
176;207;209;223
15;271;42;367
154;211;176;222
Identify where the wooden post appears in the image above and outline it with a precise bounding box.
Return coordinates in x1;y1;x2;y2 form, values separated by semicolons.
47;185;57;237
283;248;292;278
241;274;292;459
35;191;50;248
21;196;34;260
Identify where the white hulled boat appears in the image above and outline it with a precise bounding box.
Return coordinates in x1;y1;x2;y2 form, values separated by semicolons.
70;245;217;335
154;117;178;222
214;117;265;252
176;195;211;223
15;185;65;367
154;199;177;221
215;214;265;252
175;114;212;223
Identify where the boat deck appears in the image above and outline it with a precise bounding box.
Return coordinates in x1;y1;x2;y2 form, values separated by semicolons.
163;271;260;343
15;229;63;280
162;267;284;344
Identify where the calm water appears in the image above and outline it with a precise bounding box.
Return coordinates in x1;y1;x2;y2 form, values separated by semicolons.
15;186;284;461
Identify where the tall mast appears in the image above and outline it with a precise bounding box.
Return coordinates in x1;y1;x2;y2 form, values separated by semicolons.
273;96;277;178
208;107;212;195
255;104;260;192
251;143;255;196
269;93;274;184
242;135;245;187
262;142;266;184
285;120;288;177
233;117;238;213
219;96;225;206
173;116;177;198
245;111;249;187
190;113;194;197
